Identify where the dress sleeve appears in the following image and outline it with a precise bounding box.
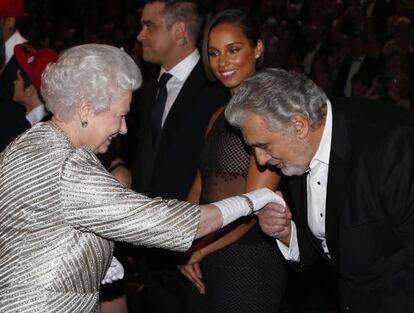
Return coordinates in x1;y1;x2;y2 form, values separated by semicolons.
60;148;200;252
0;150;4;170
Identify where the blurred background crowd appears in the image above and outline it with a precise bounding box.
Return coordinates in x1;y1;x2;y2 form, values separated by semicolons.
18;0;414;105
12;0;414;163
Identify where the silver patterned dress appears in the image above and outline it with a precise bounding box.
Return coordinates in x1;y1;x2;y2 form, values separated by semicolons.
0;122;200;312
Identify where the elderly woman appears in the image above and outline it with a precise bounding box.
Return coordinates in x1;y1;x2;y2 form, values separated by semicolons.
0;44;283;313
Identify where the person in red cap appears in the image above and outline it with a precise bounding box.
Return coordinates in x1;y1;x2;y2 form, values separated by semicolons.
0;0;29;152
13;43;59;125
0;0;27;68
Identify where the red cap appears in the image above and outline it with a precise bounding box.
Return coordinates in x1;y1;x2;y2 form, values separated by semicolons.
14;43;59;90
0;0;28;17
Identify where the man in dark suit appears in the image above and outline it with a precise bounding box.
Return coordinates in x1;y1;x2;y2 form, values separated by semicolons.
225;68;414;313
366;0;395;34
0;0;30;151
333;32;384;98
132;1;228;312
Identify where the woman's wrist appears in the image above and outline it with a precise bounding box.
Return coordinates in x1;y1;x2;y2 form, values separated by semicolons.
198;248;207;259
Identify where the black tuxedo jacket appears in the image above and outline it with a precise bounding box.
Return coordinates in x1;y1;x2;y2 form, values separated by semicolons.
333;53;384;97
370;0;395;33
0;56;30;152
287;98;414;312
132;60;228;201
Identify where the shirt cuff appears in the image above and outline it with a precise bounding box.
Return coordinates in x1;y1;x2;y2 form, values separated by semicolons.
26;104;47;126
276;220;300;262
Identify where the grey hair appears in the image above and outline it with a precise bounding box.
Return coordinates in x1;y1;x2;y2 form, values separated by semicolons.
151;0;204;45
225;68;327;131
42;44;142;120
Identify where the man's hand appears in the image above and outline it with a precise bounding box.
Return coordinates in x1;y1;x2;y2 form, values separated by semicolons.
257;193;292;245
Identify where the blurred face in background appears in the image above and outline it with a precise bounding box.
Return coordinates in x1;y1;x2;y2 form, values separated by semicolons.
12;69;30;104
207;22;263;95
137;2;175;68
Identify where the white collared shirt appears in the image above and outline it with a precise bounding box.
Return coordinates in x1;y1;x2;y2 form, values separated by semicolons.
158;49;200;127
344;55;365;97
302;42;322;75
4;30;27;66
26;104;48;126
277;100;333;261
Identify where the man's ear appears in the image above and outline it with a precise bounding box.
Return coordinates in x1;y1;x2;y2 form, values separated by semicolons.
172;21;187;45
25;84;37;97
290;112;310;139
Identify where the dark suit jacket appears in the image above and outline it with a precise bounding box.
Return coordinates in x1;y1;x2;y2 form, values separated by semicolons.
132;61;228;201
287;98;414;312
131;60;228;269
0;56;30;152
333;54;384;97
370;0;395;33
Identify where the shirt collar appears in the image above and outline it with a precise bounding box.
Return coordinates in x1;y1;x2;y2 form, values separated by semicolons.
5;30;27;65
309;100;332;170
352;54;365;62
159;49;200;82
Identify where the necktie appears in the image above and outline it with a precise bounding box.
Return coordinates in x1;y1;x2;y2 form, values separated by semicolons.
151;72;172;144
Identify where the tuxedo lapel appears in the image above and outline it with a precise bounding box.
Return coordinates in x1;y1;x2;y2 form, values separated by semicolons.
325;105;351;263
132;71;161;192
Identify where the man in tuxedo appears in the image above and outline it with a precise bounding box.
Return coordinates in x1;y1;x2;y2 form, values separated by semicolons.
225;68;414;313
333;32;384;97
366;0;395;34
132;1;228;312
0;0;30;151
302;25;331;76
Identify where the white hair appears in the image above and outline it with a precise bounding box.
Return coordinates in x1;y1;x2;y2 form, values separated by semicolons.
42;44;142;119
225;68;327;131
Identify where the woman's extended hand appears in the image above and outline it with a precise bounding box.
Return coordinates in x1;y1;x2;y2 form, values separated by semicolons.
178;250;206;294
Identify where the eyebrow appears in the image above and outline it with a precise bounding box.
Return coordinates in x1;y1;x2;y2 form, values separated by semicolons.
141;20;154;26
250;142;268;148
226;41;243;45
208;41;244;49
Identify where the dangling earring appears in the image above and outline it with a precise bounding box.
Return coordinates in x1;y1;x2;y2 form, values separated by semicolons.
81;121;88;128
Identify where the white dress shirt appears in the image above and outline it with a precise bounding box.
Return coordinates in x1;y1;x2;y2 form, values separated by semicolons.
302;42;322;75
344;55;365;97
277;101;333;261
4;30;27;66
26;104;48;126
158;49;200;127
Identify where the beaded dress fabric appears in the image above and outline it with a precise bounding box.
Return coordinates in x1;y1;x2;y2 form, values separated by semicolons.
188;112;286;313
199;113;250;204
0;122;200;313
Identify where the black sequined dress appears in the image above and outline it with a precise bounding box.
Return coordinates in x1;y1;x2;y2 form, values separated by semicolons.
187;112;286;313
